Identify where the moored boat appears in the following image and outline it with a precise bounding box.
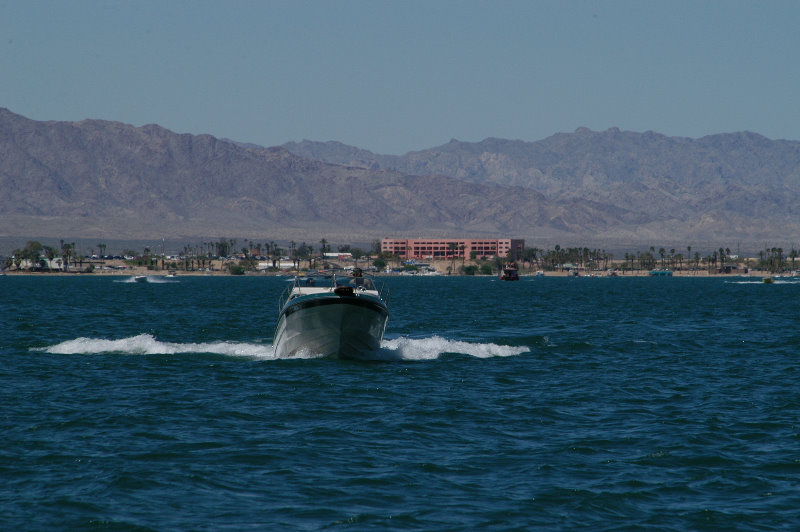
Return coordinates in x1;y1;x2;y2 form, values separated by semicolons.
499;262;520;281
273;269;389;359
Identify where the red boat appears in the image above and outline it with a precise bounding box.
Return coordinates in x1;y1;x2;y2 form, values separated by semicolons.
499;263;520;281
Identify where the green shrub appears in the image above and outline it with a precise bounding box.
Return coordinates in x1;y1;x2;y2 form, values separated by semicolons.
461;265;479;275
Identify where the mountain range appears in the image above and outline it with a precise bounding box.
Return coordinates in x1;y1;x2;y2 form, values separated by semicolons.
2;107;799;250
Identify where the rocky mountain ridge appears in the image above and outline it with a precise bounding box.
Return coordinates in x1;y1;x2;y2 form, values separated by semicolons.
0;108;618;244
283;130;800;246
1;107;798;248
284;129;800;191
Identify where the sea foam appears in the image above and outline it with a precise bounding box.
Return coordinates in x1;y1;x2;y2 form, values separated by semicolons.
37;334;528;361
378;336;529;360
114;276;178;283
38;334;275;358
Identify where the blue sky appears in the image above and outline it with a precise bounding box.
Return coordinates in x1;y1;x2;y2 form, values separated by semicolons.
2;0;799;154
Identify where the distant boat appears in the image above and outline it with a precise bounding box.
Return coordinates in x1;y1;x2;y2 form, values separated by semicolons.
133;275;148;283
649;269;673;277
273;270;389;359
499;262;520;281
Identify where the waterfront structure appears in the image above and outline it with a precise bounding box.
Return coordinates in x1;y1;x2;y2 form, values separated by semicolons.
381;238;524;261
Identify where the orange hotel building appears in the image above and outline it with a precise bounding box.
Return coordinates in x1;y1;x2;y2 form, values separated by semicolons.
381;238;524;261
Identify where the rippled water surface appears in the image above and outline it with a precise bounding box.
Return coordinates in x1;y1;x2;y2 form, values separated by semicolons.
3;275;800;529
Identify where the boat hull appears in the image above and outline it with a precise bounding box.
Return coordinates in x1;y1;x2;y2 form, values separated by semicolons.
273;294;389;359
499;263;520;281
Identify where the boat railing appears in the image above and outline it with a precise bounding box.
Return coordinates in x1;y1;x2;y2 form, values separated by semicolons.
277;282;293;313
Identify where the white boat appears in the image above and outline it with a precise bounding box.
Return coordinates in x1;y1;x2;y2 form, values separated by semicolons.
273;271;389;359
133;275;148;283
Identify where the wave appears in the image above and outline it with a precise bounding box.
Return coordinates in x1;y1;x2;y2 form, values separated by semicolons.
725;279;800;285
379;336;529;360
35;334;529;361
114;276;178;284
37;334;275;358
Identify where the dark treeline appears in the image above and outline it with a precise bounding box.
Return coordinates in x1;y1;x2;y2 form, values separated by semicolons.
3;238;800;275
515;245;799;273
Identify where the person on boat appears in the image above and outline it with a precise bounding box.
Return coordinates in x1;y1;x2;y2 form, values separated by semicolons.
351;267;365;287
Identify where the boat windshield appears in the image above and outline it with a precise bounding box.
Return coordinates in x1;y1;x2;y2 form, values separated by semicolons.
335;275;376;291
291;274;377;291
279;272;389;311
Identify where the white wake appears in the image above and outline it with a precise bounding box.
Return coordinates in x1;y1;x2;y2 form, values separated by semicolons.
36;334;529;361
37;334;277;358
114;276;179;283
378;336;529;360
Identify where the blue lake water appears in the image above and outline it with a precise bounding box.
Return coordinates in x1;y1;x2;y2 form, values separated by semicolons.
2;274;800;530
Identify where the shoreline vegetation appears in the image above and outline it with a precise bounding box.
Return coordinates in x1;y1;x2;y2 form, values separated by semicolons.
3;240;796;278
0;270;777;278
0;258;780;279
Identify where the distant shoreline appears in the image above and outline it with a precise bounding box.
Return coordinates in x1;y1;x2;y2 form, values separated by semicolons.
1;256;778;278
1;268;772;278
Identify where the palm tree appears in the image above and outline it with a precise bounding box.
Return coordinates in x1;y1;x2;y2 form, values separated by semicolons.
320;238;329;268
44;245;57;272
351;248;364;269
60;240;73;272
529;247;540;270
271;245;282;269
447;242;458;274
